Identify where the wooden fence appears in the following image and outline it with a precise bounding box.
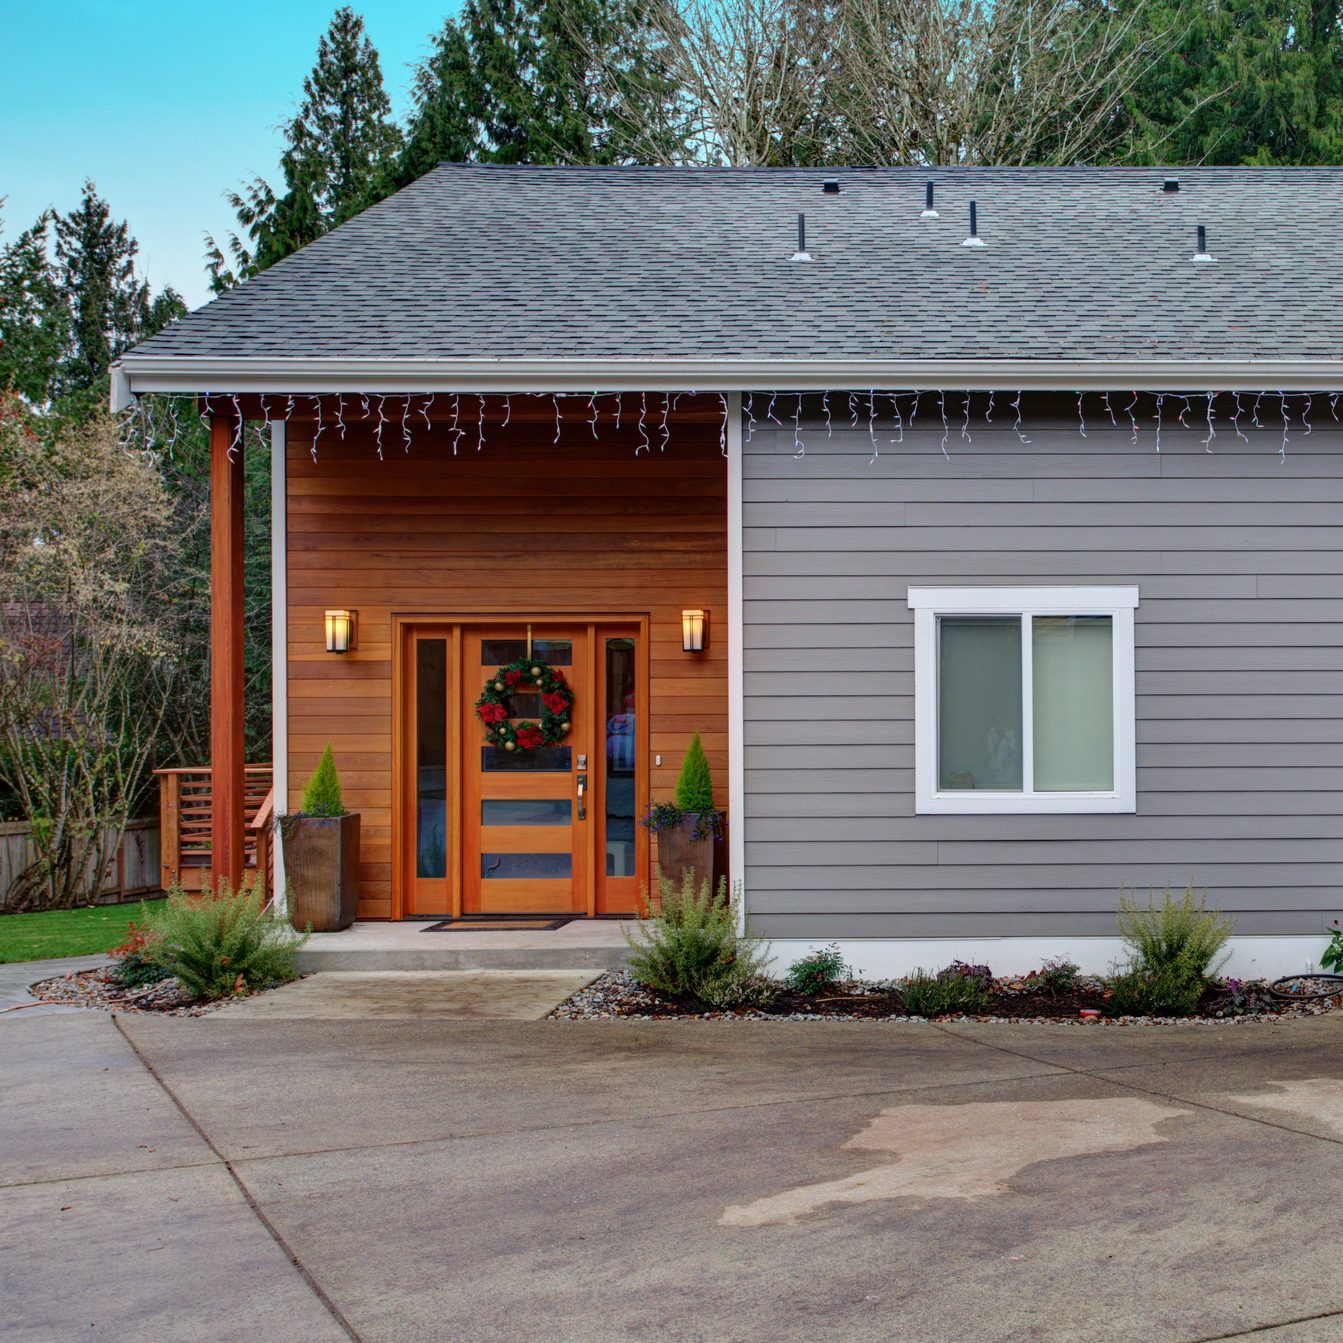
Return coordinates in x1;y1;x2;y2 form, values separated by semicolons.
0;817;161;910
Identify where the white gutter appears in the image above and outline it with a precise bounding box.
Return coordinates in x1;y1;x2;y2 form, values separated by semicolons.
108;355;1343;412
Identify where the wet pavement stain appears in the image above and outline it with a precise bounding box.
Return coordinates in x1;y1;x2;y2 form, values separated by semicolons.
720;1096;1188;1228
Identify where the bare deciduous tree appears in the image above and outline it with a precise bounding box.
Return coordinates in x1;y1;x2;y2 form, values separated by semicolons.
0;403;186;910
579;0;1175;167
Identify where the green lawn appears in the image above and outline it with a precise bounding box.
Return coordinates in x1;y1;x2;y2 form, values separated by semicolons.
0;899;164;963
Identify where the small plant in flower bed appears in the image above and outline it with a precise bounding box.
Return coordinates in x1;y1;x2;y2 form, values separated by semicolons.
624;868;774;1011
1037;957;1081;996
786;943;852;995
901;964;989;1017
108;921;171;988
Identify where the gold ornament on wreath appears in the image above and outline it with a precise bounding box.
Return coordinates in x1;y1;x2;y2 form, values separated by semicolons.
475;659;574;753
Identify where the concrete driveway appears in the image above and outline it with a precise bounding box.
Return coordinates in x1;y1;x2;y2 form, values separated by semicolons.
6;1008;1343;1343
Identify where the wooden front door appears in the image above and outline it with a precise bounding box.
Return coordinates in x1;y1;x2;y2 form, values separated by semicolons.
398;619;647;918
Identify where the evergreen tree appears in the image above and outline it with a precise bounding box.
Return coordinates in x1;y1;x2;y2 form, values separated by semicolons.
1106;0;1343;164
0;207;67;405
391;0;684;186
207;6;402;290
52;182;184;404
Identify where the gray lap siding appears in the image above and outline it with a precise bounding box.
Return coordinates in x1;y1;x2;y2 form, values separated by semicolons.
742;413;1343;940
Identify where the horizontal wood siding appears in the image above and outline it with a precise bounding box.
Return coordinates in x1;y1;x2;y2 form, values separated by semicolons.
287;412;726;918
743;413;1343;939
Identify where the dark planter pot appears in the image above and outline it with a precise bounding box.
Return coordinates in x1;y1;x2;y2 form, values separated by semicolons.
284;813;360;932
656;814;716;893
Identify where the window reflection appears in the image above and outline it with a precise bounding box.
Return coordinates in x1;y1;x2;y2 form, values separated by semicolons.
605;638;636;877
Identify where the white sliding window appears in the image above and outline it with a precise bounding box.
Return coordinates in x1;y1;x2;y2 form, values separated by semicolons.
908;587;1138;814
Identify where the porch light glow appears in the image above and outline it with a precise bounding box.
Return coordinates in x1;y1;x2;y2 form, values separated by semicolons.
681;609;708;653
325;609;356;654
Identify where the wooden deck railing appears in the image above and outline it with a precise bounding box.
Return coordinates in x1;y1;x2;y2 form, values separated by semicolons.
155;765;274;897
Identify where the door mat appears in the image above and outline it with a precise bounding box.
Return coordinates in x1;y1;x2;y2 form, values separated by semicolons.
421;917;577;932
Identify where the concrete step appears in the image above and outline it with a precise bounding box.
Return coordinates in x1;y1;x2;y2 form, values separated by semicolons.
294;920;634;974
296;944;631;973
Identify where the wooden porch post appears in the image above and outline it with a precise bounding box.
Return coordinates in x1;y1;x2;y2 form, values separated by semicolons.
210;413;246;890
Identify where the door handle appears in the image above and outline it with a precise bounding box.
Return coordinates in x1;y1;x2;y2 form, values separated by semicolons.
576;772;587;821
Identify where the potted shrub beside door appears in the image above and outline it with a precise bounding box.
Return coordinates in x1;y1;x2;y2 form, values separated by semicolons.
642;732;724;890
282;744;360;932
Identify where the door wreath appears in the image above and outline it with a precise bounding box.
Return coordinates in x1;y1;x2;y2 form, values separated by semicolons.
475;659;574;753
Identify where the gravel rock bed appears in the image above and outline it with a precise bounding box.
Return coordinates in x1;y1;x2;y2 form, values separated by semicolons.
550;970;1343;1026
29;967;228;1017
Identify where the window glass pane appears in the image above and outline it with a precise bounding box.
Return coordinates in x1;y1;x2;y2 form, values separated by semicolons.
480;639;572;666
481;799;571;826
1033;615;1114;792
482;853;573;879
938;616;1022;791
482;746;572;772
604;638;637;877
415;640;447;878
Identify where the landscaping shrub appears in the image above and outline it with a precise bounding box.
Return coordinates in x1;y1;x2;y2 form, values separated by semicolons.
300;743;344;817
108;920;171;988
1107;881;1235;1017
1117;881;1233;980
940;960;992;992
148;878;305;1002
624;868;772;1007
1038;957;1081;996
1107;962;1205;1017
674;732;715;813
901;965;989;1017
786;943;851;995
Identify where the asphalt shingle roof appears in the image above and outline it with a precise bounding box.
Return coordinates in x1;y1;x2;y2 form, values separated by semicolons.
129;163;1343;364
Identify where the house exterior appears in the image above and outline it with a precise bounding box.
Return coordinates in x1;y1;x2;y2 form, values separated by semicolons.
113;164;1343;977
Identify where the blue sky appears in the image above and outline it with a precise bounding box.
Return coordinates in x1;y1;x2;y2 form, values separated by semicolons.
1;2;450;309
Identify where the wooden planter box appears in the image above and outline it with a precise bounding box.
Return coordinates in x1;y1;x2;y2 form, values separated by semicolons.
283;814;360;932
656;814;716;893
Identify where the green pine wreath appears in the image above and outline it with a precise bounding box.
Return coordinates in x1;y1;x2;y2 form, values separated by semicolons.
475;658;574;753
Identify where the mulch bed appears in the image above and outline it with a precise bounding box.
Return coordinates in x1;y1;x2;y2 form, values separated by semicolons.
27;966;228;1017
552;971;1343;1025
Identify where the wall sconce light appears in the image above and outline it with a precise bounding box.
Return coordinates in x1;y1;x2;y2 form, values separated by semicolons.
681;609;708;653
324;608;357;654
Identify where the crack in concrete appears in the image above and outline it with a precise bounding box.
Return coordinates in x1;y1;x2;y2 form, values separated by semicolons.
112;1015;365;1343
1184;1304;1343;1341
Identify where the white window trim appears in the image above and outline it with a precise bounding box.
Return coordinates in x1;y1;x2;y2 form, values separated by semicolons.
908;586;1138;815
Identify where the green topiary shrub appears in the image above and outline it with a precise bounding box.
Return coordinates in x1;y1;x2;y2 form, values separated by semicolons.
624;868;772;1008
674;732;715;813
301;743;344;817
147;877;306;1002
901;966;989;1017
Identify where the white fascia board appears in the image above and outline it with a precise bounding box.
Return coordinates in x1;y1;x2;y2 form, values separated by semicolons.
110;354;1343;411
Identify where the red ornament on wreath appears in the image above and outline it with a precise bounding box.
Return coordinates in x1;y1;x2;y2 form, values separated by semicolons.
475;658;574;754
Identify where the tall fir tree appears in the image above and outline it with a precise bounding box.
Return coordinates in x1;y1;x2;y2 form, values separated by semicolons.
52;183;184;405
0;208;68;405
390;0;684;189
207;6;402;290
1104;0;1343;164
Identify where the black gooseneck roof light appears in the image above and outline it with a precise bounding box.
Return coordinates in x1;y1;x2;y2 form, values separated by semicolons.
921;180;939;219
791;211;813;262
962;200;985;248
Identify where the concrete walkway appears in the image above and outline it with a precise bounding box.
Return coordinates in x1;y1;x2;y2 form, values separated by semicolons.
7;1008;1343;1342
0;954;108;1015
